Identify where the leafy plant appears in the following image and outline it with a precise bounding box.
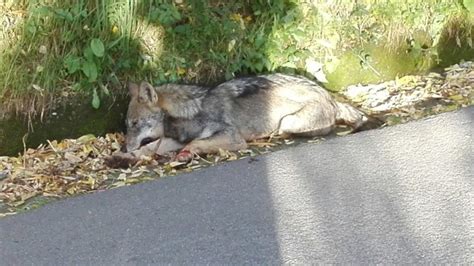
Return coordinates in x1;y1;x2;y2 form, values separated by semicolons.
64;38;106;109
0;0;473;117
463;0;474;13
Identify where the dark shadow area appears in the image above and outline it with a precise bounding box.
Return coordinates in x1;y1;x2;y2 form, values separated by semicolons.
436;17;474;68
0;95;128;156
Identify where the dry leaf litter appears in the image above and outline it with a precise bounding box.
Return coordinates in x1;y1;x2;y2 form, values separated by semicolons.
0;132;279;216
344;61;473;124
1;61;473;216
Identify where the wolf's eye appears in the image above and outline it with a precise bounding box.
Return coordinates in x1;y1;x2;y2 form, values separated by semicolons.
140;137;156;147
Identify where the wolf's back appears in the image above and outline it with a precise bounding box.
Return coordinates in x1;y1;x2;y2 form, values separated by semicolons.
212;73;375;131
215;73;322;98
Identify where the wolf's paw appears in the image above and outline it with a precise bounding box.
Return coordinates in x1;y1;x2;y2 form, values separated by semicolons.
176;150;194;162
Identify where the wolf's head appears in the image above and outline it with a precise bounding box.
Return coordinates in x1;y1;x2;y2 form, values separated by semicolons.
124;81;165;152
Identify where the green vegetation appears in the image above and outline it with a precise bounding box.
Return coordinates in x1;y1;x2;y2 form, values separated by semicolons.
1;0;473;115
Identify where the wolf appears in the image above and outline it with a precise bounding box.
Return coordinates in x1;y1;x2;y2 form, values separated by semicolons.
122;73;369;162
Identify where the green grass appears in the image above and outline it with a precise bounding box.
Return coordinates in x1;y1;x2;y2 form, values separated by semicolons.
0;0;473;115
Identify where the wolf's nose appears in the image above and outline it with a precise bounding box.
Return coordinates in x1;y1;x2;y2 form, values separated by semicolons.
120;145;127;152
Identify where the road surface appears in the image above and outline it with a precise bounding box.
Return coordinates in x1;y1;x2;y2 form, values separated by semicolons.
0;107;473;264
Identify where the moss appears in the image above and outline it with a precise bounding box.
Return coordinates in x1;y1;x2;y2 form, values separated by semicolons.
0;95;128;156
437;20;474;67
0;119;26;156
325;43;434;92
324;12;474;92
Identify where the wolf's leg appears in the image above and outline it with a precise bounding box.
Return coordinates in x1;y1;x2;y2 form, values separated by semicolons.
176;131;247;161
278;103;337;137
156;137;185;155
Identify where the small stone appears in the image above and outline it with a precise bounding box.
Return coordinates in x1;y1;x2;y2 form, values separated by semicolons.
39;45;47;54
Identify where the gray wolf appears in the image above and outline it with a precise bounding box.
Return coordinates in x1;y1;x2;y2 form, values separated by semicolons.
122;73;369;162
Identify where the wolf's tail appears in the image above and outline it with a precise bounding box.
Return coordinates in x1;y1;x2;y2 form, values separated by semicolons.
335;102;384;131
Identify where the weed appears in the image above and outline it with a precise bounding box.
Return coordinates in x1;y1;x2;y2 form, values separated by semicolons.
0;0;473;116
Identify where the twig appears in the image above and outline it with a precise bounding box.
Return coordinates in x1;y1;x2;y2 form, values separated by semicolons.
46;140;59;153
354;52;382;77
22;133;28;167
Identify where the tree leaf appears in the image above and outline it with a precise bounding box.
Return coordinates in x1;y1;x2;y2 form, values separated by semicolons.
463;0;474;12
90;38;105;57
254;32;265;48
83;47;95;62
81;60;98;82
33;6;51;17
54;8;73;22
64;56;81;74
100;83;110;96
92;88;100;109
254;61;264;72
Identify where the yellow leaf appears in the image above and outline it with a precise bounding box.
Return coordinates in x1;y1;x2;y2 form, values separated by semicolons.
117;173;126;180
10;200;25;207
125;178;141;184
449;94;464;101
64;152;82;164
396;75;416;86
111;25;119;34
230;13;242;22
21;192;38;201
66;187;76;195
88;176;96;188
111;181;126;188
77;134;96;144
169;161;186;168
82;144;93;154
177;67;186;76
228;39;236;52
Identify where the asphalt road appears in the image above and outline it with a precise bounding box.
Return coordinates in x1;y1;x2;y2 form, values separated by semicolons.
1;107;473;264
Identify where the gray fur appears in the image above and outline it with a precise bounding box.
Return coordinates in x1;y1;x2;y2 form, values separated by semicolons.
124;74;368;157
155;84;208;118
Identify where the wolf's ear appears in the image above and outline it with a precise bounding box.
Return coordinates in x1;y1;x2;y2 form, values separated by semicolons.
128;82;139;98
138;81;159;104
